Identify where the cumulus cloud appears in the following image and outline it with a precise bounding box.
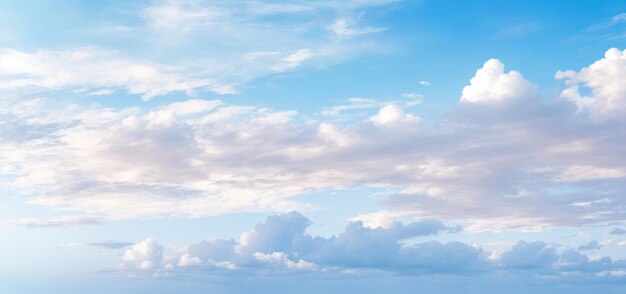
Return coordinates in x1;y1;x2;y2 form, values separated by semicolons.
121;211;481;274
369;104;419;125
461;58;539;104
556;48;626;120
117;212;626;279
121;238;169;271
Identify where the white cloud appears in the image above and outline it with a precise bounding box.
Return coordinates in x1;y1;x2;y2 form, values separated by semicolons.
0;48;225;100
121;238;167;271
254;252;315;270
177;253;201;267
369;104;419;125
401;93;423;107
0;0;399;101
4;49;626;230
556;48;626;120
272;49;314;71
586;13;626;31
141;0;221;32
4;215;103;228
321;97;381;117
88;241;133;249
554;165;626;182
460;59;538;104
330;18;386;39
116;212;626;279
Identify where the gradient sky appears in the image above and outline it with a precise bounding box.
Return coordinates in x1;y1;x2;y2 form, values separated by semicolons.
2;1;626;293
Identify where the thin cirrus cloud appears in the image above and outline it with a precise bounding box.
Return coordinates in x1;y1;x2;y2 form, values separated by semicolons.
586;13;626;31
2;48;626;231
3;215;104;228
88;241;134;250
0;47;319;100
37;0;393;100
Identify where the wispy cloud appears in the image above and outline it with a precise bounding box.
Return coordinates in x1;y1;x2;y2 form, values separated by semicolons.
88;241;134;249
496;21;541;38
586;13;626;31
4;215;104;228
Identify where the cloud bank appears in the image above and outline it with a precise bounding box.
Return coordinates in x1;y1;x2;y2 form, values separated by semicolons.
2;48;626;231
117;212;626;281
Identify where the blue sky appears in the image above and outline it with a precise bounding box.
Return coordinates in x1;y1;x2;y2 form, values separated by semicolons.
1;0;626;293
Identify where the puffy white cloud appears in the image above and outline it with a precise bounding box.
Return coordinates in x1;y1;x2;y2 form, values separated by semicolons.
369;104;419;125
557;48;626;120
121;211;478;274
461;59;538;104
121;238;166;271
177;254;201;267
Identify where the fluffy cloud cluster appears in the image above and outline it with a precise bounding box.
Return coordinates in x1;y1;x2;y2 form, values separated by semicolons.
3;48;626;231
556;48;626;120
119;212;626;280
119;212;480;274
